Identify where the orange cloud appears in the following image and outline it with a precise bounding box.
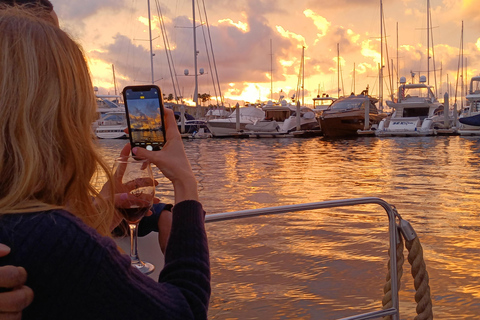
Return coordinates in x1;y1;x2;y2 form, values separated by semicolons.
218;19;249;32
275;26;306;48
303;9;330;37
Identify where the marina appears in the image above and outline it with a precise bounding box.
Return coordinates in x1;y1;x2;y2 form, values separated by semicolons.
101;135;480;319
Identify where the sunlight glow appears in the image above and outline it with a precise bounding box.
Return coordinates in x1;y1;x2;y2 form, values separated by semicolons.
279;59;294;67
360;40;380;64
303;9;330;37
138;16;160;31
87;57;117;91
218;19;248;32
476;38;480;51
224;83;270;103
276;26;306;48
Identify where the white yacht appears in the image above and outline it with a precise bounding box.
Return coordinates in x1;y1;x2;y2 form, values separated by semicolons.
93;94;124;128
376;76;443;137
244;100;319;135
95;111;128;139
458;76;480;135
206;105;265;137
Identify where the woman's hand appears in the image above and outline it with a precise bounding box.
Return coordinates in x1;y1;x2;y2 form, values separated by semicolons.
132;108;198;204
0;244;34;320
100;143;160;232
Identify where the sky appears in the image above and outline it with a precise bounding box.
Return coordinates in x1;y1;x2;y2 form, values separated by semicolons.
50;0;480;107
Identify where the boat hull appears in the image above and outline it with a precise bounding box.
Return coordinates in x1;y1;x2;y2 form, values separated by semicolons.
459;113;480;127
206;120;251;137
95;126;128;139
320;110;384;137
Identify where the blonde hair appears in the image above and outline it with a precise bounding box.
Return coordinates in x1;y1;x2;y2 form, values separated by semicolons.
0;5;114;236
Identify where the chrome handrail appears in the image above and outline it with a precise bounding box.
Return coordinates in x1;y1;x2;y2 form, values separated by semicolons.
205;197;400;320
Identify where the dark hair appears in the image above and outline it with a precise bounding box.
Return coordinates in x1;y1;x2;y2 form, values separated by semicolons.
0;0;53;12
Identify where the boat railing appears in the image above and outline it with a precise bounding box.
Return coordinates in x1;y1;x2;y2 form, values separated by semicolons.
205;197;401;320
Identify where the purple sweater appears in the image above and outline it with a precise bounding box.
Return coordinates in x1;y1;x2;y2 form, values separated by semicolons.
0;200;210;319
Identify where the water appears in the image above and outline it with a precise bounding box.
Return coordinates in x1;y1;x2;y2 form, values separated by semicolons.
99;136;480;319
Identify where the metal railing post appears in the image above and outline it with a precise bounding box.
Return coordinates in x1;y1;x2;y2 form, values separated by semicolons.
205;197;400;320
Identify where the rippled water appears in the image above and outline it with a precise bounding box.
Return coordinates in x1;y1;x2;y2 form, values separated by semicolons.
99;136;480;319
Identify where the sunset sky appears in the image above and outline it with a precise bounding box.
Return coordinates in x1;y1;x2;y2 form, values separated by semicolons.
50;0;480;107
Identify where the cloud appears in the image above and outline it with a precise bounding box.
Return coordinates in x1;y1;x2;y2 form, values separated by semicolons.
304;9;330;38
51;0;125;21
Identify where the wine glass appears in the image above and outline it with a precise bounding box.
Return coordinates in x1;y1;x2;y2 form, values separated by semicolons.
113;156;155;274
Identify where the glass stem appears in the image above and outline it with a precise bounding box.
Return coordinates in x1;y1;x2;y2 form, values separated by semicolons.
129;223;141;263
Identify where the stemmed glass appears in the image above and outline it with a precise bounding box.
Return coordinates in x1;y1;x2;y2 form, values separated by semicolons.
113;156;155;274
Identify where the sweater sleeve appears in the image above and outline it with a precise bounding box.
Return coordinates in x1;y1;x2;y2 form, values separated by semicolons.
0;200;210;320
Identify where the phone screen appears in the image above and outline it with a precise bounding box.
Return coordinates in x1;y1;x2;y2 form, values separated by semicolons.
123;85;166;151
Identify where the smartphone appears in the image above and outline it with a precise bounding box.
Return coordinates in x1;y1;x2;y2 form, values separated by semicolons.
122;85;166;151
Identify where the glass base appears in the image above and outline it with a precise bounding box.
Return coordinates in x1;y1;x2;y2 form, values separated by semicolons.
131;259;155;275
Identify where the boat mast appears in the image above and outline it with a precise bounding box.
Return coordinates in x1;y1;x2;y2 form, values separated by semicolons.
396;22;399;90
337;43;340;98
192;0;199;118
379;0;383;111
112;64;117;96
302;46;305;106
461;20;464;112
147;0;155;84
270;39;273;100
427;0;430;85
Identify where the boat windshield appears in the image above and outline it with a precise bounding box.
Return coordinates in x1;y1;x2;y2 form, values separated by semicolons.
330;98;365;111
403;87;434;99
103;113;125;121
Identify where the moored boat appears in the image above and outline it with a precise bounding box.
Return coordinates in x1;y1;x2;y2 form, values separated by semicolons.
244;100;319;135
206;105;265;137
95;111;128;139
376;76;444;137
319;91;384;137
458;76;480;135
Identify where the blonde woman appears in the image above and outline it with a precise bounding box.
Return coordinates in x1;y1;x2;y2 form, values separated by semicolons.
0;6;209;320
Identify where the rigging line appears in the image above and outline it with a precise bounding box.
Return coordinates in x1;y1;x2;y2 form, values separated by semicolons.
453;22;462;105
196;0;219;106
199;0;224;106
382;7;393;100
340;60;345;97
429;8;438;98
155;0;181;102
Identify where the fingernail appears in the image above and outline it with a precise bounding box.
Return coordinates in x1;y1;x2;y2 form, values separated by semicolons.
120;193;129;201
132;147;138;155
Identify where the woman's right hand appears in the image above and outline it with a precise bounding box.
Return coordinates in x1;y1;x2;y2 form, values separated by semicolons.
0;244;34;320
132;108;198;204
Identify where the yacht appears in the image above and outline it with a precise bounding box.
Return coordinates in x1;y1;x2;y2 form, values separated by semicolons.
458;76;480;135
93;94;124;129
376;76;444;137
206;105;265;137
319;91;384;137
95;111;128;139
244;100;319;135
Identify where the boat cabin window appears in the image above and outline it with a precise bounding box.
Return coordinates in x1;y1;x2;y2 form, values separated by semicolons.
469;101;480;113
103;114;125;122
264;110;291;121
403;107;430;118
330;98;365;111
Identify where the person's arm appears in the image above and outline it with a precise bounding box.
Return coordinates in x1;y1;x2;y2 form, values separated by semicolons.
8;208;209;320
0;244;34;320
